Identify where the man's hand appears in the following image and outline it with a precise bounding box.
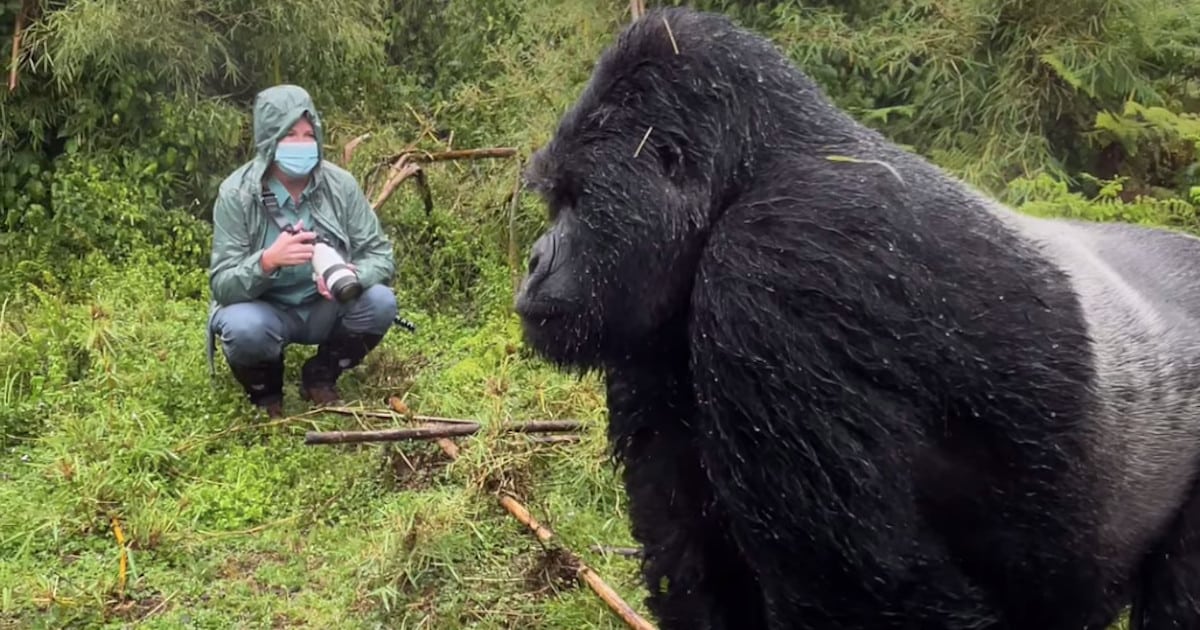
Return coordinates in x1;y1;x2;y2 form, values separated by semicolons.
316;262;358;300
262;219;316;273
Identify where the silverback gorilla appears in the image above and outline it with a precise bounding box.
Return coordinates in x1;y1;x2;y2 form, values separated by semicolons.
514;7;1200;630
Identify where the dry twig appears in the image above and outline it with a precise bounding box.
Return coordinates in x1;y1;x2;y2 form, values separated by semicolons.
591;545;643;558
527;435;582;445
384;147;518;164
630;0;646;21
370;154;422;210
303;419;583;445
341;133;372;165
508;160;525;293
367;146;518;211
381;398;656;630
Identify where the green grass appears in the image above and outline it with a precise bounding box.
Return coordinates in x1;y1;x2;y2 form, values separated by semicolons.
0;255;647;629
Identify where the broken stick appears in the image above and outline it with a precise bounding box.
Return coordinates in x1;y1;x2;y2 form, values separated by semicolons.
527;435;582;445
384;147;518;164
367;146;518;211
341;132;371;165
303;419;583;445
382;398;655;630
591;545;643;558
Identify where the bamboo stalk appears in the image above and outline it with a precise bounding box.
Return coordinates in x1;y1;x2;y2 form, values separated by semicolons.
389;399;655;630
8;0;29;92
111;515;128;599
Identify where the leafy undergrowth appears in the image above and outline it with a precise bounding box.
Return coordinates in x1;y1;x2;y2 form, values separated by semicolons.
0;254;645;629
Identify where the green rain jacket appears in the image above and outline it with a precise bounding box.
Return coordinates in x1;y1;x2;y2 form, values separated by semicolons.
205;84;395;374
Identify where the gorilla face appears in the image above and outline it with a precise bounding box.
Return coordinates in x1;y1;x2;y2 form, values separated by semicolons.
513;11;782;369
514;98;715;369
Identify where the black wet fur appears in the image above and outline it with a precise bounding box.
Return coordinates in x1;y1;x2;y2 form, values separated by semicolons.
514;7;1200;629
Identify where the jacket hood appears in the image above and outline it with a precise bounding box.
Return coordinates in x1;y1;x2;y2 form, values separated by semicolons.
251;84;326;165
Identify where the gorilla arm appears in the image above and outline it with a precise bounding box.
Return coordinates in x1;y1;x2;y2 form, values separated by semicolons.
685;202;998;628
604;358;767;630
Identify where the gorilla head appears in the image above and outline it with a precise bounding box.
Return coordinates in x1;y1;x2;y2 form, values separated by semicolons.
513;9;826;368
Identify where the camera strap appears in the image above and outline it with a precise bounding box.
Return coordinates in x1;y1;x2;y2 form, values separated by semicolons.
260;182;295;233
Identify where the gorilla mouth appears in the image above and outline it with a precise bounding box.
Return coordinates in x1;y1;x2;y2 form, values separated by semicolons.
515;298;580;323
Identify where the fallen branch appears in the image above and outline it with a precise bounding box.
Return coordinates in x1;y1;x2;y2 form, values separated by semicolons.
303;419;583;445
318;403;479;425
306;423;479;444
370;155;421;210
385;147;518;164
385;400;655;630
341;132;372;165
367;146;518;211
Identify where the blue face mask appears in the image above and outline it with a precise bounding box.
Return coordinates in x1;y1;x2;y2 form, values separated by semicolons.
274;140;320;177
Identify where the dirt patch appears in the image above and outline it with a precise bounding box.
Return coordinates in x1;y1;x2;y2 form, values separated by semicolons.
362;351;430;393
522;547;581;599
217;552;284;579
481;458;535;499
106;591;168;623
380;443;447;491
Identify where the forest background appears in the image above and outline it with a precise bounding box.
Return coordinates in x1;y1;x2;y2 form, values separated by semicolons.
2;0;1199;627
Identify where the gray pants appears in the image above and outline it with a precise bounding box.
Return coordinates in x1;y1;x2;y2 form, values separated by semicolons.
209;283;398;366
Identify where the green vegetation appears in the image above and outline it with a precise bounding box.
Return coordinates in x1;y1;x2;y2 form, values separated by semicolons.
2;0;1197;627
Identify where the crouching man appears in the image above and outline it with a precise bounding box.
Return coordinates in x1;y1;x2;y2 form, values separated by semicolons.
206;84;411;417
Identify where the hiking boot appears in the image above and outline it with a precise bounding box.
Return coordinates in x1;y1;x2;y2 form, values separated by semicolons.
229;357;285;414
260;398;286;419
300;383;341;405
300;328;385;405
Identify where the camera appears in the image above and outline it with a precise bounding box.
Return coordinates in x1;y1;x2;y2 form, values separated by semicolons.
309;237;362;303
